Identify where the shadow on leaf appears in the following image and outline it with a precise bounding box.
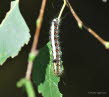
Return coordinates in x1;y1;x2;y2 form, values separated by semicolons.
32;44;50;86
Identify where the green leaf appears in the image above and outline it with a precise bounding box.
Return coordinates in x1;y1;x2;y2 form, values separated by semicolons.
33;42;62;97
17;78;36;97
0;0;30;65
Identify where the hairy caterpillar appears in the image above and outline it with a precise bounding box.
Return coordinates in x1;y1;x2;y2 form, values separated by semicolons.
50;18;63;76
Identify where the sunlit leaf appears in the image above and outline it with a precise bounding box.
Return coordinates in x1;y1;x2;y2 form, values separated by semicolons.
0;0;30;65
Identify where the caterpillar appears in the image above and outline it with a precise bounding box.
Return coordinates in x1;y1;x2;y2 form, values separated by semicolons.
50;18;63;76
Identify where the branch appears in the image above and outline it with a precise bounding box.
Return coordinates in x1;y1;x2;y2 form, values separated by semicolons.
66;0;109;49
25;0;47;80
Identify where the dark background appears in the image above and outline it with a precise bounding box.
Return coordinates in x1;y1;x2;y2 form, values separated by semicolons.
0;0;109;97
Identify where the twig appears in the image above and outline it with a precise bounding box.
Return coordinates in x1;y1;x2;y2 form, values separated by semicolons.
25;0;47;80
66;0;109;49
58;0;66;20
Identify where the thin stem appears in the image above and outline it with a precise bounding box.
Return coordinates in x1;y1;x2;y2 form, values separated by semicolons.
25;61;33;80
31;0;47;52
88;28;106;45
25;0;47;80
58;0;66;20
66;0;109;48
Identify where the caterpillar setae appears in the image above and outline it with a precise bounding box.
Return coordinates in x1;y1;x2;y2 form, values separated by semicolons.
49;18;63;76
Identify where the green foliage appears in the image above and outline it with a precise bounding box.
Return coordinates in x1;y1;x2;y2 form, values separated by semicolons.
33;42;62;97
0;0;30;65
17;78;36;97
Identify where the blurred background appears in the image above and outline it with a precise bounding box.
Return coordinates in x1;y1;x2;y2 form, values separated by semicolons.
0;0;109;97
